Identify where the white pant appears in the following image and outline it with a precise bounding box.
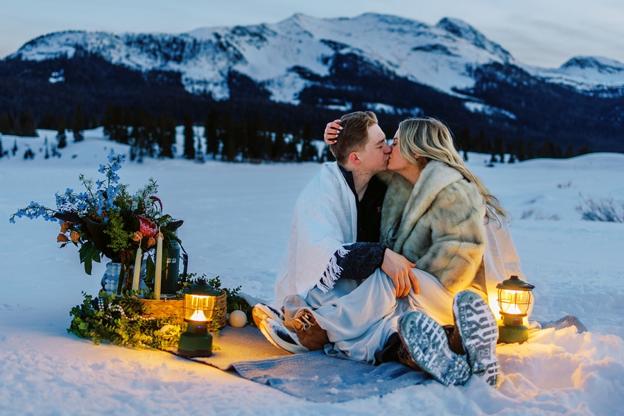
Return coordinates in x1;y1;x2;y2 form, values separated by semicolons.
283;268;455;364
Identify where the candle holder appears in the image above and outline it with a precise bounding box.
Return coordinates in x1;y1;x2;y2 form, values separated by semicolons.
496;275;535;344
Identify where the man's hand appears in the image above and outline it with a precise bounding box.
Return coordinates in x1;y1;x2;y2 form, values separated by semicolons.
381;248;419;298
324;119;342;144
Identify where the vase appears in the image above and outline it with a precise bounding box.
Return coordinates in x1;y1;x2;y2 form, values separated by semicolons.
100;261;147;295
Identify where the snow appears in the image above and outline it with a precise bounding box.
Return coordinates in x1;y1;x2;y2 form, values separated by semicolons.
464;101;517;120
9;13;517;104
1;129;624;415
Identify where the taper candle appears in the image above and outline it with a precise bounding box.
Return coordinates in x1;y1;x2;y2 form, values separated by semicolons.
154;230;163;299
132;247;142;291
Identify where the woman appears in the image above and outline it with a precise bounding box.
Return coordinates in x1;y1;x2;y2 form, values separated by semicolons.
324;116;506;386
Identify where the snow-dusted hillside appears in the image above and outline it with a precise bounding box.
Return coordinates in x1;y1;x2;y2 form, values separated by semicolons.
11;13;624;104
1;130;624;415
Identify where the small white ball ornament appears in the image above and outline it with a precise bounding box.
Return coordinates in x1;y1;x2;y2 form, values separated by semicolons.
228;310;247;328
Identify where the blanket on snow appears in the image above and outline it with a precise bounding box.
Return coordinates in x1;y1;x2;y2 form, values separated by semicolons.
274;162;358;305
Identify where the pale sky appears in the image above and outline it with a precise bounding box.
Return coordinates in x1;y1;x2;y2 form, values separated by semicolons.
1;0;623;68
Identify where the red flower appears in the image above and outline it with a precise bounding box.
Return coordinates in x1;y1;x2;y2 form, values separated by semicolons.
137;215;158;238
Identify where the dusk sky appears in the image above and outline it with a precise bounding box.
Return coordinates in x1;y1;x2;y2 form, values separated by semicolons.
2;0;623;68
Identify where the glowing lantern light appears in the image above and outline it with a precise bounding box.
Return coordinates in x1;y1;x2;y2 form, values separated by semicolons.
177;280;220;358
496;275;535;344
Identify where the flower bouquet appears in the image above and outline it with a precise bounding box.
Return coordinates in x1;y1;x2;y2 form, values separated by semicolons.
11;151;183;294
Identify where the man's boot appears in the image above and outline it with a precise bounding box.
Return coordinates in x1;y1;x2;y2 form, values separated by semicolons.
284;308;329;351
397;311;471;386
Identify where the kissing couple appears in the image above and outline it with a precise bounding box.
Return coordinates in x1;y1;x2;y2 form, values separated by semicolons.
252;112;508;387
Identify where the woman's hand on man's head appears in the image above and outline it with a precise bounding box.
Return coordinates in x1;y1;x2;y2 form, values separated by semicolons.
324;119;342;145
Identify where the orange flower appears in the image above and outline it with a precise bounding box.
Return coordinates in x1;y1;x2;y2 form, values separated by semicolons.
60;221;71;233
157;232;164;240
70;231;80;243
132;231;143;242
57;233;69;242
147;237;156;247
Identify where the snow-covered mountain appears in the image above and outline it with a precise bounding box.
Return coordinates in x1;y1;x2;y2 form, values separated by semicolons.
11;13;624;105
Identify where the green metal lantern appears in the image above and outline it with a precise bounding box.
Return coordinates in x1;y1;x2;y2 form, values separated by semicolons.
496;275;535;344
177;280;221;358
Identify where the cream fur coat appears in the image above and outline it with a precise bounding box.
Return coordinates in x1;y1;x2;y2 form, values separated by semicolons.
379;160;487;295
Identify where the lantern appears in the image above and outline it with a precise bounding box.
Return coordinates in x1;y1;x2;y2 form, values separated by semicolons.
177;280;221;358
496;275;535;344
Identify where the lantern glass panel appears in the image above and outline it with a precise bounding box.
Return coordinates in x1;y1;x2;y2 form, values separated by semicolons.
498;289;532;316
184;294;215;322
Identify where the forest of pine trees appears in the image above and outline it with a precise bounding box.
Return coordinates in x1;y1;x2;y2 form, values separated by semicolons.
1;103;595;163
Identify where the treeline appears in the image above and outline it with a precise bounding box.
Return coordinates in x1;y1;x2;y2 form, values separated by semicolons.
454;128;593;163
2;101;597;165
102;104;329;163
0;104;94;142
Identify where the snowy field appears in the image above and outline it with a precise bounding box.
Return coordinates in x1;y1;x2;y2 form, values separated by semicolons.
1;129;623;415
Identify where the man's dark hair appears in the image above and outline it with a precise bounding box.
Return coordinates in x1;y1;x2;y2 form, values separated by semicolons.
330;111;378;164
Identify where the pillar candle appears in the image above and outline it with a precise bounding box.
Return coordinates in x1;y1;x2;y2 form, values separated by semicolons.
154;230;163;299
132;247;142;292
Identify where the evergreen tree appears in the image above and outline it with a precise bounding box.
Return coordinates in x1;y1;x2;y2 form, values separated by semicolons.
577;144;593;155
238;117;250;160
494;135;504;162
457;128;471;153
564;144;574;158
554;144;563;159
527;139;535;160
183;114;195;160
204;108;219;158
516;138;526;161
44;137;50;159
475;130;489;154
0;113;10;134
272;121;285;161
38;113;58;130
129;107;146;162
506;140;516;163
72;104;87;142
195;125;204;162
12;139;18;156
18;110;37;136
300;121;317;161
56;116;67;149
221;109;236;161
258;115;272;160
144;112;157;158
102;103;114;139
156;113;175;158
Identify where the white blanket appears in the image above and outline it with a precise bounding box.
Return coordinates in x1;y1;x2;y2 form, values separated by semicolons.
274;162;358;306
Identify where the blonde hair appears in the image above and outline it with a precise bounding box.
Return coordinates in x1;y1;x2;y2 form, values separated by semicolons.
398;117;508;222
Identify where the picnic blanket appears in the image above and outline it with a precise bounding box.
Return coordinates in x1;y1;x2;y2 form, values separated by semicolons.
168;325;429;403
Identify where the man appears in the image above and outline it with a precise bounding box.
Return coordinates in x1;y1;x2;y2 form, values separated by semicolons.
253;112;499;387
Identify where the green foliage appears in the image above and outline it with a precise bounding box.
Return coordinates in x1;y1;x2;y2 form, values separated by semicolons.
103;209;133;254
68;292;184;349
78;241;102;275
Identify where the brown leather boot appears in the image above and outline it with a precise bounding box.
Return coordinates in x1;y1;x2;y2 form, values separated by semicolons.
443;325;466;355
284;308;329;351
397;341;421;371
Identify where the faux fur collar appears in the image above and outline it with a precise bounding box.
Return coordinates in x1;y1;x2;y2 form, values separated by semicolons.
381;160;463;252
